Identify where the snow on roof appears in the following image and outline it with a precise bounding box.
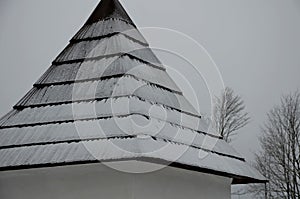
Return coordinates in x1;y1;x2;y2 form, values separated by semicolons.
0;0;266;184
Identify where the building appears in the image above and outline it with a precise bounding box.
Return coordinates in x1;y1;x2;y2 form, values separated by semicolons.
0;0;266;198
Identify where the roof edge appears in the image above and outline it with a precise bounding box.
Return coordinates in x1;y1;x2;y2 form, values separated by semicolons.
0;158;268;184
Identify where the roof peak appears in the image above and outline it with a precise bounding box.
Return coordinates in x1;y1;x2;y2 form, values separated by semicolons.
85;0;135;25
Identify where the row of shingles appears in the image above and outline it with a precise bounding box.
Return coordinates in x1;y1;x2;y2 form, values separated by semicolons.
72;18;148;46
0;10;257;179
0;18;147;154
46;18;180;94
71;20;250;169
0;115;244;162
0;18;206;160
18;57;183;109
0;137;259;182
67;18;158;66
33;18;162;94
2;135;266;184
10;18;157;113
44;18;192;113
52;19;161;67
14;76;196;116
0;17;204;166
0;16;239;163
0;98;245;163
1;96;203;136
34;56;180;93
0;16;206;158
12;18;200;121
21;18;182;109
0;133;247;173
0;14;203;169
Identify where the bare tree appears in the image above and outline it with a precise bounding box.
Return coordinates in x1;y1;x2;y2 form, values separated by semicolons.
213;87;250;142
250;91;300;198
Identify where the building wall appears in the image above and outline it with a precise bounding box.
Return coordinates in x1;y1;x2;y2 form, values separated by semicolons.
0;162;232;199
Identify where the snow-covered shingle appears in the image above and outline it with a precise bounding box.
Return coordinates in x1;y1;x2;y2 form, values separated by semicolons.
36;56;179;92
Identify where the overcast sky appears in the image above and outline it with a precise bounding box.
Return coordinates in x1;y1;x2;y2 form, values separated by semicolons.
0;0;300;171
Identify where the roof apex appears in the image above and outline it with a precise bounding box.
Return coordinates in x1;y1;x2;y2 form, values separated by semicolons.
86;0;135;25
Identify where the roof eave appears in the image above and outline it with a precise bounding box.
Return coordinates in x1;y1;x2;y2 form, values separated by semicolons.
0;157;268;185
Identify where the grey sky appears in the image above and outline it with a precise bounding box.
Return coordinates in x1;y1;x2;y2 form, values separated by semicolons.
0;0;299;166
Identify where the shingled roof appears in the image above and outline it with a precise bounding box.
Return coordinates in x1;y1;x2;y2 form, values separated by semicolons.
0;0;266;184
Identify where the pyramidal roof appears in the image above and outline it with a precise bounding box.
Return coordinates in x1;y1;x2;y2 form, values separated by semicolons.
0;0;265;184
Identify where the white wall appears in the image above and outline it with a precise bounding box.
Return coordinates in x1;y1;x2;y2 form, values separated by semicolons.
0;162;232;199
